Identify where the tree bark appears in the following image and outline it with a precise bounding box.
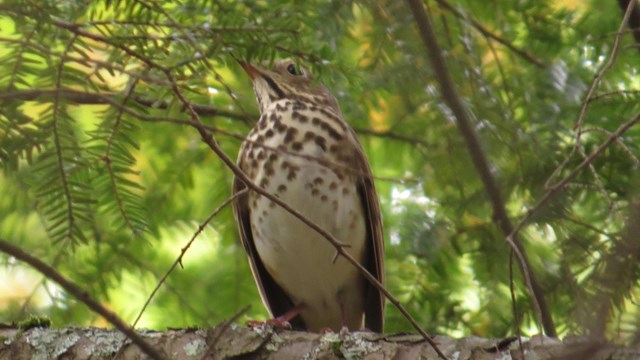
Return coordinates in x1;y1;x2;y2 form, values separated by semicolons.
0;325;636;360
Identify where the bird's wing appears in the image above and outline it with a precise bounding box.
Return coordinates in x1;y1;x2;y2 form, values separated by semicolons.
232;160;306;330
350;129;386;333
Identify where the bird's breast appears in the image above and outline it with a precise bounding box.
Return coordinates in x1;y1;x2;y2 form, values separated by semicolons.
240;99;368;330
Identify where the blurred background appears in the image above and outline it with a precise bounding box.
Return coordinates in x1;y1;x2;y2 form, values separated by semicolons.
0;0;639;343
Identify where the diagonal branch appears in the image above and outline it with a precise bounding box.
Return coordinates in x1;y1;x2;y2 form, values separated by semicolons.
0;238;166;360
131;190;245;329
509;113;640;246
405;0;556;337
545;0;636;189
434;0;546;68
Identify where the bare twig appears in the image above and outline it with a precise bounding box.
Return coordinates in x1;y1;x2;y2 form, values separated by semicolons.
405;0;556;337
581;127;640;165
434;0;546;68
545;0;636;189
0;36;172;87
588;89;640;102
0;238;166;360
509;113;640;243
352;127;432;148
131;190;246;328
82;19;299;35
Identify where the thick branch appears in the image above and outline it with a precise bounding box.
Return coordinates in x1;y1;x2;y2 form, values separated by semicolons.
1;326;627;360
405;0;556;337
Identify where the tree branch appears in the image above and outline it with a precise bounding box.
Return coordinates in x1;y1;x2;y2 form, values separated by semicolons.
2;326;628;359
405;0;557;337
131;190;245;328
434;0;546;68
0;88;253;122
546;0;636;189
509;112;640;249
0;238;166;360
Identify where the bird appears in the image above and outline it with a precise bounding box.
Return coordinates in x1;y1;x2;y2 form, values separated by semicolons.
232;59;384;333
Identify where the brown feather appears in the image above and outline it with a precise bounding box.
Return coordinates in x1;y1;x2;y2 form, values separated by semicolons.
232;161;306;329
349;128;385;332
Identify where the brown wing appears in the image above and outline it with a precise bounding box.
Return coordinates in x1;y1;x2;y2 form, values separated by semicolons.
349;129;385;333
232;159;306;330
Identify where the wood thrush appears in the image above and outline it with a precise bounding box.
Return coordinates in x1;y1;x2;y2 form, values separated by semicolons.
233;59;384;332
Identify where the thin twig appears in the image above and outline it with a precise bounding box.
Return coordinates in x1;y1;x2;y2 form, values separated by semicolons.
142;0;251;124
0;36;172;87
545;0;636;189
588;89;640;102
352;127;432;148
131;190;246;328
581;127;640;165
509;112;640;246
434;0;546;68
618;0;640;51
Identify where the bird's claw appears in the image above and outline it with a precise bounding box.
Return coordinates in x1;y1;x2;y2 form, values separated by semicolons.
247;318;292;330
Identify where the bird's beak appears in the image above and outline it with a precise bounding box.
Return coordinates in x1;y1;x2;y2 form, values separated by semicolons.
237;60;260;80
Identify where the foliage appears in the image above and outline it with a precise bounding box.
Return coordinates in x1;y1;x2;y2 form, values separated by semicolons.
0;0;639;343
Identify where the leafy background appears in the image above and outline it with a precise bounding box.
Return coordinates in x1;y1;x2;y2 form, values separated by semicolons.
1;0;639;343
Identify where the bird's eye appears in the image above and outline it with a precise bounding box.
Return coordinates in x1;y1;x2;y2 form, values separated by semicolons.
286;63;299;75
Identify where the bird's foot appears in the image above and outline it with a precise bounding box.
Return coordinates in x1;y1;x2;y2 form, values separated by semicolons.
247;318;292;330
339;325;350;337
320;327;335;334
247;303;305;331
319;326;350;337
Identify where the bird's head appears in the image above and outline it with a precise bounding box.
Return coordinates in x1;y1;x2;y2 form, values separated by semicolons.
239;59;340;115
